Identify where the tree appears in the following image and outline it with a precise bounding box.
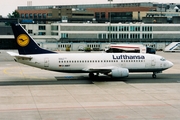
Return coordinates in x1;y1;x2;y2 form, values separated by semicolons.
8;10;19;18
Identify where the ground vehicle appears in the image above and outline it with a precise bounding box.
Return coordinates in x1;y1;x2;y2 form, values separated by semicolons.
105;44;156;54
164;42;180;52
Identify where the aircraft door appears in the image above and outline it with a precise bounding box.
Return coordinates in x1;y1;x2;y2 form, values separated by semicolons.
120;60;126;68
145;57;156;68
44;58;49;67
151;57;156;67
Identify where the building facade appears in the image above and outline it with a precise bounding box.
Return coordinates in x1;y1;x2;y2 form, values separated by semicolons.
1;22;180;50
16;2;180;23
17;23;180;50
17;2;156;23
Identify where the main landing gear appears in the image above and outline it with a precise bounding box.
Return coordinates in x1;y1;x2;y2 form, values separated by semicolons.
152;73;156;78
89;73;99;79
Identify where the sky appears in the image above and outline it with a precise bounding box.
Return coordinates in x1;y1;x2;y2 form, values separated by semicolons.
0;0;180;17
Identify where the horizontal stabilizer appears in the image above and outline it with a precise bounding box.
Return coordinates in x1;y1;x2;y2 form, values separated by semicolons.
7;52;32;59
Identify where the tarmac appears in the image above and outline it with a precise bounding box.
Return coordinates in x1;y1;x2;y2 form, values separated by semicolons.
0;50;180;120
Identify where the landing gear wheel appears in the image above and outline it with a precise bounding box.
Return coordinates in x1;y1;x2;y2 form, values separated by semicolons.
152;74;156;78
89;73;94;79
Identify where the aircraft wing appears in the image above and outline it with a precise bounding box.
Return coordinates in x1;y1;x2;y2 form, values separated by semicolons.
7;52;32;60
82;66;116;73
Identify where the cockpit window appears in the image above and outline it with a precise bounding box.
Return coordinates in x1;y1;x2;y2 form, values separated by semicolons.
160;57;166;61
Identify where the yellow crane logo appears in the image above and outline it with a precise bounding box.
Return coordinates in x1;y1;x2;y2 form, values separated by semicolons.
17;34;30;47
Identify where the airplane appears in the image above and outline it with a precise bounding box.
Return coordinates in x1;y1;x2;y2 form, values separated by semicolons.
7;23;173;79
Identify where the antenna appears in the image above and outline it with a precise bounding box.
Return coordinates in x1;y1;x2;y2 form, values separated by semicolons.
27;1;32;6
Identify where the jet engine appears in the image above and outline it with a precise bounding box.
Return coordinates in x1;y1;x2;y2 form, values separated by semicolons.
111;68;129;78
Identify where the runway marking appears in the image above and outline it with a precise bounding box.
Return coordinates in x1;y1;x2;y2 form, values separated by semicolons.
116;115;128;119
153;114;165;118
0;103;169;112
0;104;170;120
2;67;47;80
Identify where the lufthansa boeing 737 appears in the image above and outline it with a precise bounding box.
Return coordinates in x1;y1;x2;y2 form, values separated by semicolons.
8;23;173;79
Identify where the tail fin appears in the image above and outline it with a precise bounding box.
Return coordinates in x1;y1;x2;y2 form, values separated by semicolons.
11;23;56;55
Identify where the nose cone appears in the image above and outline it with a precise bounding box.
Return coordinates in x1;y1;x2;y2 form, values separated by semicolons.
168;61;173;68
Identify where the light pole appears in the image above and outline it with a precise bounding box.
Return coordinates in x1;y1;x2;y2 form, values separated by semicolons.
108;0;113;43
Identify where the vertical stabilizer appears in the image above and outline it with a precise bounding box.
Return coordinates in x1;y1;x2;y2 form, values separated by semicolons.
11;23;56;55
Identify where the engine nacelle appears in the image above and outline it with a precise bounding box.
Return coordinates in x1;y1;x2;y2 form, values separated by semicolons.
111;68;129;78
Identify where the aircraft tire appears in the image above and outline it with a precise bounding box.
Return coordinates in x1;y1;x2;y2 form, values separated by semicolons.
89;73;94;79
152;74;156;78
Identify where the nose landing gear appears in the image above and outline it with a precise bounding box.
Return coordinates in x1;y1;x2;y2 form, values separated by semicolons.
152;73;156;78
152;71;162;78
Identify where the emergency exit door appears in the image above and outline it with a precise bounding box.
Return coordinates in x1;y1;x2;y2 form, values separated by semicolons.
44;58;49;67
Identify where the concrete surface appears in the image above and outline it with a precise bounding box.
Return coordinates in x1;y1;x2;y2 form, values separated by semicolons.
0;50;180;120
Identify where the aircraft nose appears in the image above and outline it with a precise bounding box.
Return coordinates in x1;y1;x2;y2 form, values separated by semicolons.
168;61;173;68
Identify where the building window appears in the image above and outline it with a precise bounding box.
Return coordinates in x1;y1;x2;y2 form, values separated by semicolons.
34;13;37;18
101;12;105;18
103;34;107;39
51;32;58;36
38;32;46;35
25;13;29;18
39;26;46;30
47;13;52;17
119;26;129;31
119;34;129;39
98;34;102;39
38;13;42;18
43;13;46;18
29;13;33;18
130;26;140;31
51;25;58;31
28;30;33;34
21;13;24;18
95;12;100;18
108;26;118;31
61;33;68;38
130;34;140;39
142;34;152;39
142;26;152;31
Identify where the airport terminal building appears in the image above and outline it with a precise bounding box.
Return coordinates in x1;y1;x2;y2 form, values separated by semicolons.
1;22;180;51
23;23;180;51
1;2;180;50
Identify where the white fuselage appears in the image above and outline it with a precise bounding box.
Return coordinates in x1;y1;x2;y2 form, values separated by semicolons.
15;52;173;73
